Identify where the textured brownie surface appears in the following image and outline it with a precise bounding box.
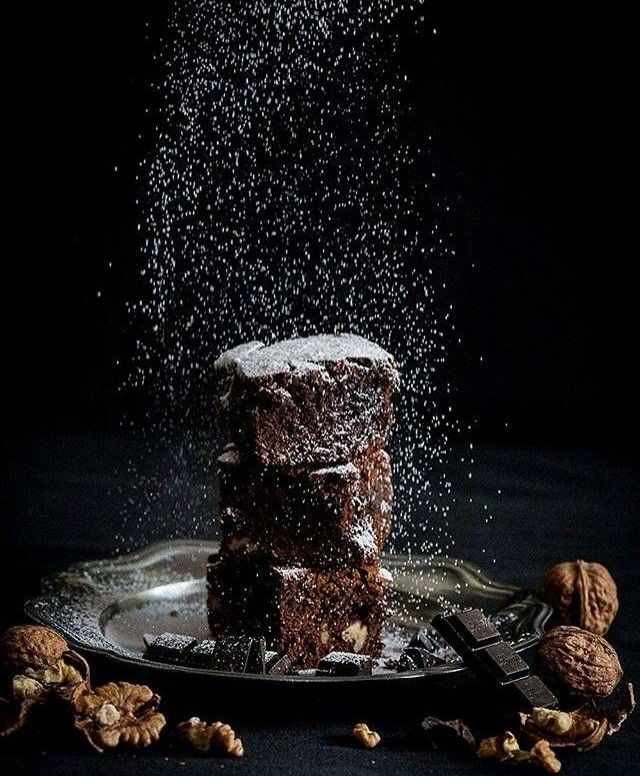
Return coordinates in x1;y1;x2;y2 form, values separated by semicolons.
217;444;392;567
215;333;399;466
207;560;391;668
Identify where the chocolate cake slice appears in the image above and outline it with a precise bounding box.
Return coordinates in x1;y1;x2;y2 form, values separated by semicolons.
217;444;392;567
215;334;399;467
207;559;392;668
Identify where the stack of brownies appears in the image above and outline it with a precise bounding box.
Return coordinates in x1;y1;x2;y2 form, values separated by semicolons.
207;333;399;668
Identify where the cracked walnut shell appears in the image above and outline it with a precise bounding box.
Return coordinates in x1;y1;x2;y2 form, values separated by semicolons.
520;683;635;752
72;681;166;752
542;560;618;635
536;626;622;698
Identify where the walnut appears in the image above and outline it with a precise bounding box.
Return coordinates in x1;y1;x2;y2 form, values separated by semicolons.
477;732;562;773
353;722;380;748
176;717;244;756
536;626;622;697
11;675;45;701
0;626;69;674
542;560;618;635
0;628;90;740
72;681;166;752
0;624;90;705
341;622;368;653
520;683;635;752
530;740;562;773
476;731;520;761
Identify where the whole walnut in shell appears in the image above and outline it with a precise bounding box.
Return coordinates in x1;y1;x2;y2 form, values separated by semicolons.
536;626;622;698
542;560;618;635
1;626;69;674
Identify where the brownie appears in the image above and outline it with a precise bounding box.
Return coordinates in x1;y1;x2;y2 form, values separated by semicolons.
207;559;392;668
217;444;392;567
215;334;399;466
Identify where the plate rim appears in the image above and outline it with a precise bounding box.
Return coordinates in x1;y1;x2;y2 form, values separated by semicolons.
24;539;552;685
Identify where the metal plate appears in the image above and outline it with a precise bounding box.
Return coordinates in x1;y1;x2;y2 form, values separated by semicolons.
25;540;551;684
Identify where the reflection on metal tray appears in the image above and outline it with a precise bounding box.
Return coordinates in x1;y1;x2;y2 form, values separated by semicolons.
25;540;551;684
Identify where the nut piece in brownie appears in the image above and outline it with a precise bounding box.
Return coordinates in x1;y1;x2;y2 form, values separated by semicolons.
207;560;391;669
217;445;392;567
215;334;399;466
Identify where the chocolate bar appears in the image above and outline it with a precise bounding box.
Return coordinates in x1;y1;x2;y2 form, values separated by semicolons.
432;609;557;710
215;334;399;467
316;651;373;676
143;633;197;663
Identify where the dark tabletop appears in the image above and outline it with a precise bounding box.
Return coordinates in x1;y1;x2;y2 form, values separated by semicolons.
1;434;638;775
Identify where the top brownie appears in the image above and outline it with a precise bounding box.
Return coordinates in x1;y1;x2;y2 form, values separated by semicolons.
215;334;399;466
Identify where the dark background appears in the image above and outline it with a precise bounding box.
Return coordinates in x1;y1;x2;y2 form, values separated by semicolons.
2;1;636;450
1;3;638;774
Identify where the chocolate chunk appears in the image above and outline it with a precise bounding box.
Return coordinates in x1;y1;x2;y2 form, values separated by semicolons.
143;633;197;663
209;636;256;672
184;636;264;673
414;717;476;752
432;609;501;652
265;651;292;675
408;628;452;660
247;637;267;673
475;641;529;683
184;639;219;668
317;651;373;676
397;647;437;671
504;675;558;711
215;334;399;467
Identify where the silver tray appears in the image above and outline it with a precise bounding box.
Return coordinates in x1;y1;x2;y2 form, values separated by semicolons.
25;540;551;684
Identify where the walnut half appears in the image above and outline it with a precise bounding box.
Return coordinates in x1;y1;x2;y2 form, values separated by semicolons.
176;717;244;757
353;722;380;749
72;682;166;752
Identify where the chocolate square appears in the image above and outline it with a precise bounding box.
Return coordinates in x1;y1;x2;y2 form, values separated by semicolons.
505;675;558;711
317;651;373;676
475;641;529;684
143;633;197;663
265;651;292;675
185;639;219;668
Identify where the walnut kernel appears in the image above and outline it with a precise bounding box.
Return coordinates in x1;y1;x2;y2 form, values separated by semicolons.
353;722;380;748
476;731;520;761
176;717;244;757
530;740;562;773
72;681;165;752
532;708;572;735
341;622;368;653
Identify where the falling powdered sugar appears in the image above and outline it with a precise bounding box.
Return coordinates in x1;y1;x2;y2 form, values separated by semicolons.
119;1;473;565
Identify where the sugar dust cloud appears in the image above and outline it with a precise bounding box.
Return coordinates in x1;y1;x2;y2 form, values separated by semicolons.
119;1;479;562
